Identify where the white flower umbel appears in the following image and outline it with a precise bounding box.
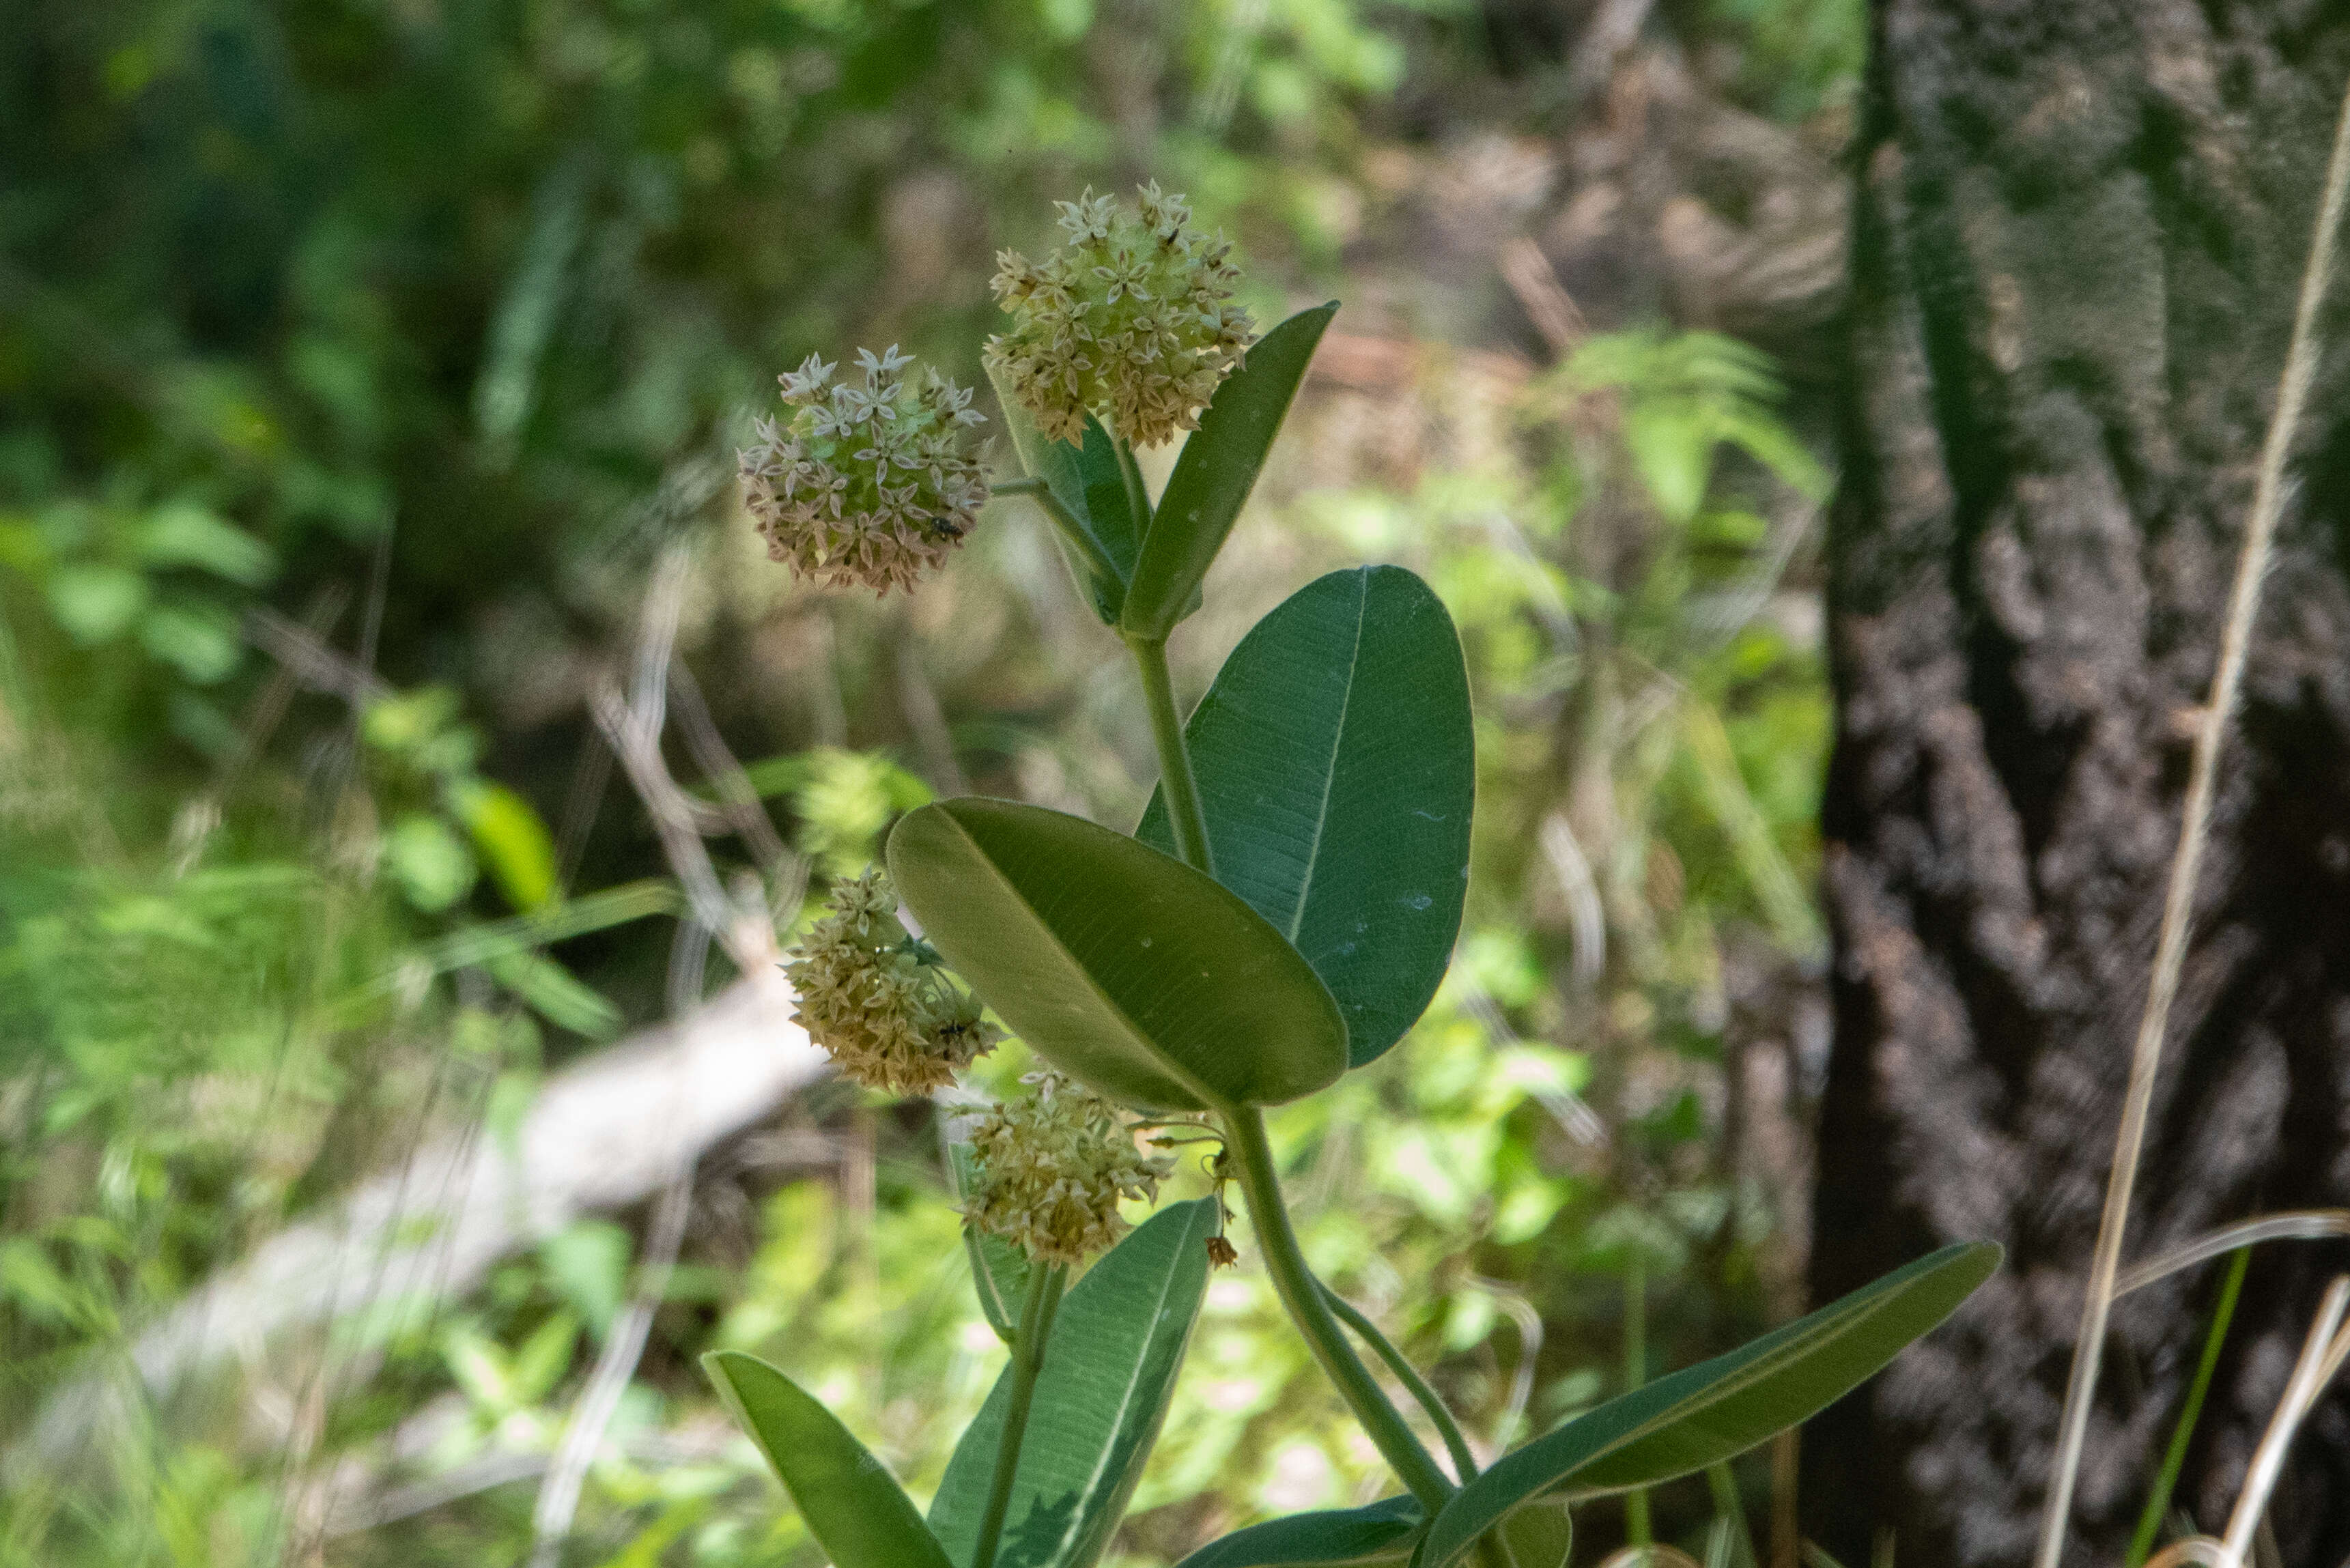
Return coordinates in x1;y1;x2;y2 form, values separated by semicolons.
967;1072;1174;1266
739;346;990;596
987;184;1254;449
784;868;997;1093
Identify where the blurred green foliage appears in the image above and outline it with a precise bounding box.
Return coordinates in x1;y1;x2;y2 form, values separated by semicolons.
0;0;1862;1561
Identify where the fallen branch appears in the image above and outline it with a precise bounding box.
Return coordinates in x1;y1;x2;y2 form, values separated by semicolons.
12;968;824;1475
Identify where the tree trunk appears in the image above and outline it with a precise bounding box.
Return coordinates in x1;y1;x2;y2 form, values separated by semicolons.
1807;4;2350;1564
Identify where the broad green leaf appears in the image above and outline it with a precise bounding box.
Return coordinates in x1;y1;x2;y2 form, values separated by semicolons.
701;1350;954;1568
1499;1500;1573;1568
931;1199;1219;1568
137;500;277;585
1137;566;1472;1064
1119;304;1337;641
948;1142;1031;1343
1417;1243;2000;1568
987;358;1133;623
887;799;1346;1110
1172;1496;1424;1567
452;779;561;911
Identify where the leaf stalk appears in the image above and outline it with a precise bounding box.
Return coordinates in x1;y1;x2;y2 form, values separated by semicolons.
1222;1105;1455;1509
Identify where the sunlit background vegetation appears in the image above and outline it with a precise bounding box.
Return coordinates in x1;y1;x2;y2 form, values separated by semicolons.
0;0;1867;1562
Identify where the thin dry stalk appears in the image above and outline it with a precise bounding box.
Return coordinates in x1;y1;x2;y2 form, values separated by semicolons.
2221;1277;2350;1559
2033;72;2350;1568
2116;1211;2350;1299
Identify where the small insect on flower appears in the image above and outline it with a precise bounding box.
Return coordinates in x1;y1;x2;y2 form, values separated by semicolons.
967;1072;1177;1266
784;868;999;1093
988;183;1255;450
739;345;991;596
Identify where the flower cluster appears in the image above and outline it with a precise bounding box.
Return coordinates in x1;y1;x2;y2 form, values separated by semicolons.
784;868;998;1092
966;1072;1175;1266
739;346;990;597
988;184;1255;449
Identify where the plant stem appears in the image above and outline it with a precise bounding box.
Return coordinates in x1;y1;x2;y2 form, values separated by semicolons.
1318;1279;1482;1483
1127;635;1214;874
1222;1105;1454;1509
1626;1256;1652;1548
2035;69;2350;1568
1113;436;1153;537
1708;1462;1760;1568
2127;1248;2251;1568
971;1260;1067;1568
997;477;1121;592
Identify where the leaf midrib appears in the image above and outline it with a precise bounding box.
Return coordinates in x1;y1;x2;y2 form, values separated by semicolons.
1282;569;1368;945
935;808;1229;1113
1033;1204;1208;1566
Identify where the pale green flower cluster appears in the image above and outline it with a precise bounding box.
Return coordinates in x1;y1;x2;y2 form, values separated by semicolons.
739;346;990;597
988;184;1254;448
967;1072;1175;1266
784;868;997;1092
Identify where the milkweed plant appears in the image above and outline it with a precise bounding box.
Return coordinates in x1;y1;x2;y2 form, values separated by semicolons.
707;186;2000;1568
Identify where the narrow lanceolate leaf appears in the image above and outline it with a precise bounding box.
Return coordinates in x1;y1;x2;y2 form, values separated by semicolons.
1137;565;1472;1064
701;1350;953;1568
1076;414;1144;582
1171;1495;1424;1568
1119;303;1338;641
931;1199;1219;1568
1416;1243;2000;1568
887;799;1347;1111
987;360;1131;622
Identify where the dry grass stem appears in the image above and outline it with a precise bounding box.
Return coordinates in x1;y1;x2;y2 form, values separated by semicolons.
2033;70;2350;1568
2220;1277;2350;1560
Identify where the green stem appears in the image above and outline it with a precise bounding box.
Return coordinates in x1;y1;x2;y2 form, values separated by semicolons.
1114;436;1153;537
1223;1106;1454;1510
971;1261;1067;1568
1318;1281;1481;1483
1127;635;1214;875
2126;1246;2250;1567
1625;1257;1652;1549
997;477;1122;589
1707;1462;1759;1568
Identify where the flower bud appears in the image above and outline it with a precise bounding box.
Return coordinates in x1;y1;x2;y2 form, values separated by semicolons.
966;1072;1176;1266
740;346;990;596
784;868;999;1092
987;184;1254;450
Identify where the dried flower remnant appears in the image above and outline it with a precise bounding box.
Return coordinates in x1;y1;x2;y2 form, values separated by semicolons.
739;346;990;596
967;1072;1176;1266
988;184;1255;448
784;868;998;1092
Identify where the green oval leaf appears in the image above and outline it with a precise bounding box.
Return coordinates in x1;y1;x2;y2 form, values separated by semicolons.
931;1199;1219;1568
1417;1243;2000;1568
1137;566;1472;1064
1172;1496;1424;1568
1119;303;1337;641
701;1350;953;1568
887;798;1346;1110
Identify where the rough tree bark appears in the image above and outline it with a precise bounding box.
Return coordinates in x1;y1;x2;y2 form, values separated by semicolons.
1807;4;2350;1565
